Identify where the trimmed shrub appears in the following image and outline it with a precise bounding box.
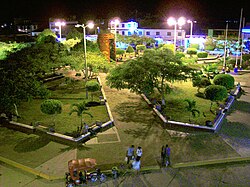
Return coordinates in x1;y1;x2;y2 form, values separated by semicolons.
204;85;228;102
197;52;208;58
189;43;199;49
116;48;125;55
187;48;197;56
176;52;185;59
40;99;62;115
86;80;101;100
213;74;235;90
126;45;134;53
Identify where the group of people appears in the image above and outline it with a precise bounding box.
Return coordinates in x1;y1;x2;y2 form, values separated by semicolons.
126;145;143;173
126;144;171;173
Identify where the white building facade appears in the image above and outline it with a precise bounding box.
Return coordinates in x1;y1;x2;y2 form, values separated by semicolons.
110;21;186;46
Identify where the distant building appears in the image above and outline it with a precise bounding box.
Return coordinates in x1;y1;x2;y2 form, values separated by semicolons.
110;21;186;47
14;18;38;33
49;18;78;40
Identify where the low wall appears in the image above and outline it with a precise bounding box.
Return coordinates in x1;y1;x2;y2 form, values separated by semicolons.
141;83;242;133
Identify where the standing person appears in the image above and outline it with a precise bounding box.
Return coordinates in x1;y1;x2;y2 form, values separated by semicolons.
161;145;166;167
132;157;141;174
136;146;142;160
126;145;135;164
165;144;171;166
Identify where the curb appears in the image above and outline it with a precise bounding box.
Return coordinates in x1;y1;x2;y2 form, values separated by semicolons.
1;154;250;181
0;156;63;180
172;156;250;169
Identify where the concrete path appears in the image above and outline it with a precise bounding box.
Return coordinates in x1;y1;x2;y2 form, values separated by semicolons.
35;148;77;176
220;72;250;157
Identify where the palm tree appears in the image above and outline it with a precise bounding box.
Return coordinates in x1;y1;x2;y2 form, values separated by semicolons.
69;101;93;127
184;99;200;123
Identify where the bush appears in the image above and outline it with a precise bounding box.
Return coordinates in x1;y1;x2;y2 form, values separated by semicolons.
204;85;228;102
213;74;235;90
126;46;134;53
197;52;208;58
40;99;62;115
176;52;185;59
187;48;197;56
116;48;125;55
136;45;146;51
189;43;199;49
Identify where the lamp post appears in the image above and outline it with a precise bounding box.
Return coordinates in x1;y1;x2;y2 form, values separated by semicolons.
167;17;186;54
187;20;196;39
75;22;94;98
223;22;228;72
55;21;66;41
111;19;120;45
234;8;243;73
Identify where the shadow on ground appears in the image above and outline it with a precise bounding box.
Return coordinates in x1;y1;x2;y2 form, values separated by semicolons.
14;135;50;153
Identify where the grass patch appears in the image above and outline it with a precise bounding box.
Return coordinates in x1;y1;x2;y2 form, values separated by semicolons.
17;78;110;134
162;80;219;125
97;134;118;143
0;127;68;168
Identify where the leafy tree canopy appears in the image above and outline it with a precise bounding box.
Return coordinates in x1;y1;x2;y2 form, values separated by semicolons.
106;48;193;103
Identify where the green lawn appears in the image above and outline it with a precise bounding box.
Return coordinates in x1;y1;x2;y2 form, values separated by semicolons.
17;78;110;134
0;127;68;168
160;80;221;125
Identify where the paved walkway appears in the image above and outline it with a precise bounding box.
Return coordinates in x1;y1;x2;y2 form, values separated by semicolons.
219;72;250;157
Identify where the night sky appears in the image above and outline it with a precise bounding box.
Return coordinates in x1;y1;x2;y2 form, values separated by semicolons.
0;0;249;25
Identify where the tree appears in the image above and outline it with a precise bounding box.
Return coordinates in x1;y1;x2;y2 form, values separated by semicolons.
0;47;50;117
66;28;83;40
85;80;101;101
204;36;216;51
107;48;193;106
204;85;228;112
69;101;93;127
40;99;62;127
184;99;200;123
62;38;81;52
36;29;57;44
213;74;235;90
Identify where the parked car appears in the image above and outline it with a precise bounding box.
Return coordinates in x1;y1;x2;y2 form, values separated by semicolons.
208;49;224;56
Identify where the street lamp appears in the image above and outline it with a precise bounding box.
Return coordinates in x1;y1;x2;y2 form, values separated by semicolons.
187;20;196;39
55;21;66;40
167;17;186;54
111;19;120;45
222;22;229;72
75;22;94;98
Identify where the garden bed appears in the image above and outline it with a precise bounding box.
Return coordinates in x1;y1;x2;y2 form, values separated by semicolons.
17;78;110;135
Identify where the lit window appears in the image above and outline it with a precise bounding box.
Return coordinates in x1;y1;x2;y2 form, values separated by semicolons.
128;24;131;28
